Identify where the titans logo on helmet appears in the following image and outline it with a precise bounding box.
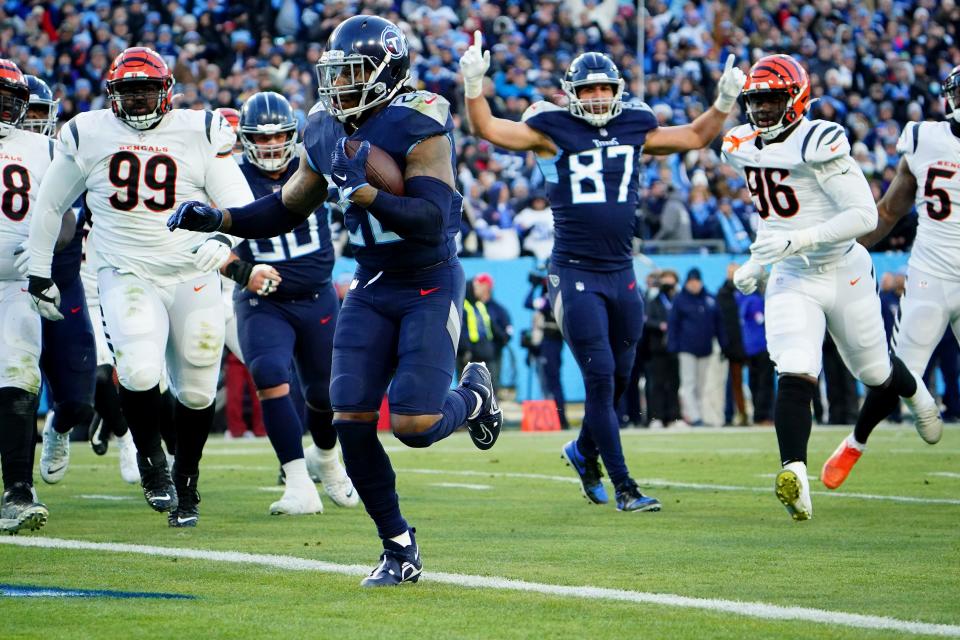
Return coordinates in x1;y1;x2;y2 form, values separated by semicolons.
381;26;407;59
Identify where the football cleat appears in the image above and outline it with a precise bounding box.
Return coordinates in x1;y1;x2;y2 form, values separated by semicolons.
0;483;48;534
39;417;70;484
821;435;863;490
614;478;661;512
459;362;502;450
269;483;323;516
775;461;812;521
305;445;359;508
138;450;177;513
903;372;943;444
117;432;140;484
89;415;109;456
561;440;608;504
361;530;422;587
168;472;200;528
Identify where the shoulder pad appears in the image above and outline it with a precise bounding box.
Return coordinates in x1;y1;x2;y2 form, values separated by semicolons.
622;101;656;117
721;124;760;155
895;121;923;156
57;114;86;156
521;100;565;123
204;110;236;156
802;121;849;164
389;91;450;127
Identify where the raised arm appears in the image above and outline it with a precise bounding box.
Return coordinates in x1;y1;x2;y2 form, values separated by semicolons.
643;55;746;155
859;158;917;248
459;31;557;157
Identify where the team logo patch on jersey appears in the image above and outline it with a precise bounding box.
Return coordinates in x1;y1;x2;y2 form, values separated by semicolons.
381;26;407;59
549;275;560;288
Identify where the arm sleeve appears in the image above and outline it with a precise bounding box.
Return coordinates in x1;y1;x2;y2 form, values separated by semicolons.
366;176;452;246
805;157;878;246
28;152;87;278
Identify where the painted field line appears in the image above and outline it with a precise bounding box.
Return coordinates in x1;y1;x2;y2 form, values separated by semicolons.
429;482;492;491
398;468;960;506
929;472;960;479
75;495;134;502
1;536;957;637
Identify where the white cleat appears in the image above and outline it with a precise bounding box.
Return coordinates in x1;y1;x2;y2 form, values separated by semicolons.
903;372;943;444
40;417;70;484
775;461;813;521
269;485;323;515
117;432;140;484
306;444;359;508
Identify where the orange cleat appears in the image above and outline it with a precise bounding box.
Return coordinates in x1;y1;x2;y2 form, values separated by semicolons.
821;437;864;490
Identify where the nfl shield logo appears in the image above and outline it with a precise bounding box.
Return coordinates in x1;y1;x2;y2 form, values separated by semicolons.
549;275;560;288
381;27;407;59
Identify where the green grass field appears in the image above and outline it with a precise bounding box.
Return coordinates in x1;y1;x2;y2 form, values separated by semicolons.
2;425;958;639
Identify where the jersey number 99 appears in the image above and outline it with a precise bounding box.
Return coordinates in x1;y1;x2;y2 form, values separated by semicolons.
108;152;178;213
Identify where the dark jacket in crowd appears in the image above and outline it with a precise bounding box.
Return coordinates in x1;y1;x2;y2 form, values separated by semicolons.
667;288;725;357
716;279;746;361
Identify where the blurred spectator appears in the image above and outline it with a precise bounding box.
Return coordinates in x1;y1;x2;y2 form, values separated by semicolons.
737;286;774;424
524;267;568;429
644;269;681;429
514;192;554;261
925;333;960;423
473;273;513;394
668;268;725;426
821;334;859;425
717;263;747;426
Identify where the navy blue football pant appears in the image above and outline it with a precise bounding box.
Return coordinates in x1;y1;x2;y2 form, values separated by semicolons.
331;260;469;540
548;265;643;487
41;275;96;436
236;284;337;464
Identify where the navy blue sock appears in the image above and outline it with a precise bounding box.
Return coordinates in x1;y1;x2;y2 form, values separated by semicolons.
394;389;473;448
306;407;337;450
576;425;599;459
261;395;305;465
582;373;629;486
335;419;407;540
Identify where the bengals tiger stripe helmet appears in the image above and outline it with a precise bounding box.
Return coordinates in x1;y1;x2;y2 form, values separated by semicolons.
106;47;175;130
216;107;240;133
742;54;810;140
0;59;30;137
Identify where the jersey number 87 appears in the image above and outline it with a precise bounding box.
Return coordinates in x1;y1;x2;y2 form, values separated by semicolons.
569;144;635;205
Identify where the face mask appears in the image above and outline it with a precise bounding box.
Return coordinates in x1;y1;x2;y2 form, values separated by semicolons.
660;283;675;293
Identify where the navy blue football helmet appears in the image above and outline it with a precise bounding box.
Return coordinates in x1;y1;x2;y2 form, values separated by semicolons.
944;65;960;123
239;91;298;172
561;53;625;127
22;75;58;137
315;15;411;123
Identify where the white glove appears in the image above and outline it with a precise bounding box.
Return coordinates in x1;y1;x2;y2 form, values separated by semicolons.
193;235;232;272
13;242;29;277
27;276;64;321
749;228;815;266
714;54;746;113
459;30;490;99
733;259;766;295
248;264;281;296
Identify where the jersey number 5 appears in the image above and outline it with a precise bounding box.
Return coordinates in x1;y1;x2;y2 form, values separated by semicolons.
108;152;178;212
744;167;799;219
924;168;954;221
1;164;30;221
569;145;634;205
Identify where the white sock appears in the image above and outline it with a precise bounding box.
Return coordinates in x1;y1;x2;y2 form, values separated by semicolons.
783;460;807;477
389;529;412;547
846;433;866;452
467;391;483;420
282;458;311;488
315;446;338;462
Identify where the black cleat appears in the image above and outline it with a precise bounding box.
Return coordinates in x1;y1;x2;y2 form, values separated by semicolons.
614;478;661;513
168;472;200;528
1;482;48;534
360;530;422;587
138;451;177;513
89;414;109;456
459;362;502;450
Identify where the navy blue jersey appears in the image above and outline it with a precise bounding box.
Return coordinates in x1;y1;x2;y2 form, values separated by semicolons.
302;91;462;272
51;198;86;287
523;101;658;272
233;155;335;298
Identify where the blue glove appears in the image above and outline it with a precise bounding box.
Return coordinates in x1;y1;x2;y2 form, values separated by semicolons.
330;137;370;201
167;200;224;233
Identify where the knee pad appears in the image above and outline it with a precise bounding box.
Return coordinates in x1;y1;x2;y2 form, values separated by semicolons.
248;356;290;390
303;382;331;412
772;347;820;379
331;373;376;412
393;425;435;449
180;307;225;368
857;361;893;388
52;401;94;430
115;341;162;391
177;389;215;410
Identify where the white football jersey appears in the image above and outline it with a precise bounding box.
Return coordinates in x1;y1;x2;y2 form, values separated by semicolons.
722;118;862;268
58;108;252;285
898;121;960;281
0;129;53;280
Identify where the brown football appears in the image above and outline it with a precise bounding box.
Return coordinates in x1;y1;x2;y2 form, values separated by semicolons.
344;139;405;196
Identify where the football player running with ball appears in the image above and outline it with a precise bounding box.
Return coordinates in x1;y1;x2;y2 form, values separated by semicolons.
168;16;501;586
27;47;255;528
460;33;746;512
724;55;941;521
819;65;960;489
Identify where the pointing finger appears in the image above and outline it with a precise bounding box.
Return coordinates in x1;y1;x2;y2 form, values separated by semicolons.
724;54;734;72
473;30;482;49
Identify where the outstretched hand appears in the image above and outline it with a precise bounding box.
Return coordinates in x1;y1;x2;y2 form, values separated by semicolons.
714;54;747;114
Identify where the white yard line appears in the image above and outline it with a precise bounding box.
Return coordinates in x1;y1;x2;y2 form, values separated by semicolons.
429;482;492;491
398;468;960;506
928;472;960;479
0;536;956;637
75;495;134;501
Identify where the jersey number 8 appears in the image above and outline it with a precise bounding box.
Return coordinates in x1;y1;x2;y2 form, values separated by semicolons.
108;152;178;212
569;145;635;205
1;165;30;221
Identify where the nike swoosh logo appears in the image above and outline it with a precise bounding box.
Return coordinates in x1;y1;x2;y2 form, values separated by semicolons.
151;494;171;502
830;142;842;152
474;423;494;445
320;315;332;325
47;464;66;474
334;173;347;182
420;287;440;296
850;276;861;286
627;281;636;290
424;95;438;104
20;288;27;292
176;516;197;525
70;306;81;314
193;284;206;292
